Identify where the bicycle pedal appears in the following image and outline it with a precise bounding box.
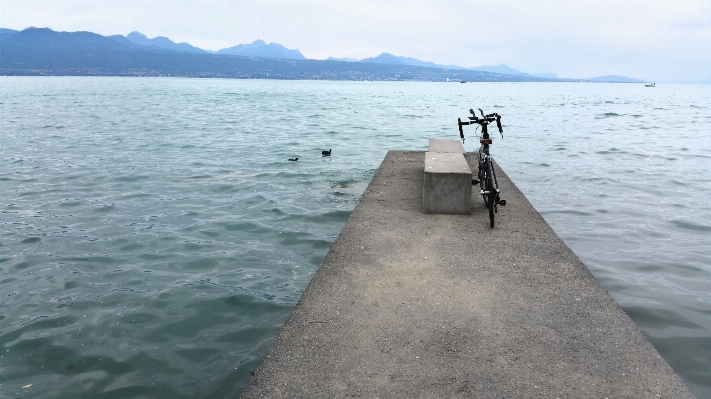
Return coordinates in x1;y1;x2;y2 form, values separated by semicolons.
472;179;479;185
498;200;506;206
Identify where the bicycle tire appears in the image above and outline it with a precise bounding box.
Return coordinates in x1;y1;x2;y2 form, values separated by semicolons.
487;180;495;228
485;160;495;228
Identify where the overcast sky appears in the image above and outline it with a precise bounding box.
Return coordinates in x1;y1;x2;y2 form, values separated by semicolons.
2;1;709;82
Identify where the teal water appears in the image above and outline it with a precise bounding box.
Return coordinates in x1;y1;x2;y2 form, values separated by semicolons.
1;77;710;398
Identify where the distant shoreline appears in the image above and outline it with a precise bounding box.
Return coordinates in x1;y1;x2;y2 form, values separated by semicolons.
0;72;644;84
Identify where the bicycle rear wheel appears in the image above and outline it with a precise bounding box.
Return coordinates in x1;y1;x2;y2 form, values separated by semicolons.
487;180;495;228
485;161;495;228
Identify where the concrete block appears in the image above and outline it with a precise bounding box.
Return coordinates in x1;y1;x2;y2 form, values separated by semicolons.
423;152;472;214
428;139;465;153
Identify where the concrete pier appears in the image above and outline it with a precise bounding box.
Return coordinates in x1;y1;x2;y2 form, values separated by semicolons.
241;151;694;398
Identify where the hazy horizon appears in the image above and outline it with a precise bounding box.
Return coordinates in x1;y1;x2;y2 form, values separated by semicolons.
2;1;710;83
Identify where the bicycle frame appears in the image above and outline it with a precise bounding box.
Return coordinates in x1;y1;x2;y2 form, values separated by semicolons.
478;140;500;201
478;132;501;228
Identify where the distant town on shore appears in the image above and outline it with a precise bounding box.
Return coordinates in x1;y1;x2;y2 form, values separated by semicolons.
0;27;644;83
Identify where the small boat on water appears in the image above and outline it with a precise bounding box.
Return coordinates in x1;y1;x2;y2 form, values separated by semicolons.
645;83;656;87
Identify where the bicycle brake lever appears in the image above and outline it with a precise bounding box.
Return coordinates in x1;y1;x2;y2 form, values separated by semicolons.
478;108;485;118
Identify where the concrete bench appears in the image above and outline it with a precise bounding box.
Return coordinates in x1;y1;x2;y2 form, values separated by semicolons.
428;138;465;153
423;151;472;214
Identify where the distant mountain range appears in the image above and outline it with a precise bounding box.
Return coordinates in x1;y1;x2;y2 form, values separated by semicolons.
121;31;208;54
216;39;305;59
326;57;358;62
113;31;307;60
356;53;562;80
0;27;644;83
359;52;463;70
585;75;645;83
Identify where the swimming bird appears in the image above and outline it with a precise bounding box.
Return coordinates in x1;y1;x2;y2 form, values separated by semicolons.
322;149;332;156
288;158;298;161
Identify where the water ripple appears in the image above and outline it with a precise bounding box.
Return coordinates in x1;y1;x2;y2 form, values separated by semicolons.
1;77;710;398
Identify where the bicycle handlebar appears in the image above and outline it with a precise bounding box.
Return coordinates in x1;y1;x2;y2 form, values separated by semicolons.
458;108;503;142
457;118;469;141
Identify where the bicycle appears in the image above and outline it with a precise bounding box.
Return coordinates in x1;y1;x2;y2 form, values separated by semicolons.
458;108;506;228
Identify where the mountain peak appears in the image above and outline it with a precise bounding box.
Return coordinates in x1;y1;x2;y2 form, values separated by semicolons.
124;31;206;53
360;52;405;65
126;31;148;40
216;39;305;60
359;52;462;70
20;27;54;35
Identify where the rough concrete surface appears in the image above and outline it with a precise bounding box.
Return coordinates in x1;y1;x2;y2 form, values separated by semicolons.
241;151;694;399
428;139;465;153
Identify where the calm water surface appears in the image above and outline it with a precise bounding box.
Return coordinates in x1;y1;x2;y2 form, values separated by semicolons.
1;77;709;398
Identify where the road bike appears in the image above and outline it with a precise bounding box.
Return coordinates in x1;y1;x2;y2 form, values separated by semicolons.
458;108;506;228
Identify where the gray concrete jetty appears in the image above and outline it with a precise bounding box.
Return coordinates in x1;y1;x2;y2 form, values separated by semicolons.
242;151;694;398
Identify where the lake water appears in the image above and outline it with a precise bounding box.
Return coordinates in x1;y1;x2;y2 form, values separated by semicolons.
1;77;709;398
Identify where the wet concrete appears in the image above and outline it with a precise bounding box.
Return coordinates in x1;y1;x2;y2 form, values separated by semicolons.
241;150;694;399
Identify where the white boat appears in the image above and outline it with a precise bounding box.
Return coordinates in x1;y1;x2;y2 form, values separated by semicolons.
645;83;655;87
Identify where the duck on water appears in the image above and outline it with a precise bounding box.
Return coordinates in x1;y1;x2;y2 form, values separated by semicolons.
322;149;332;156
